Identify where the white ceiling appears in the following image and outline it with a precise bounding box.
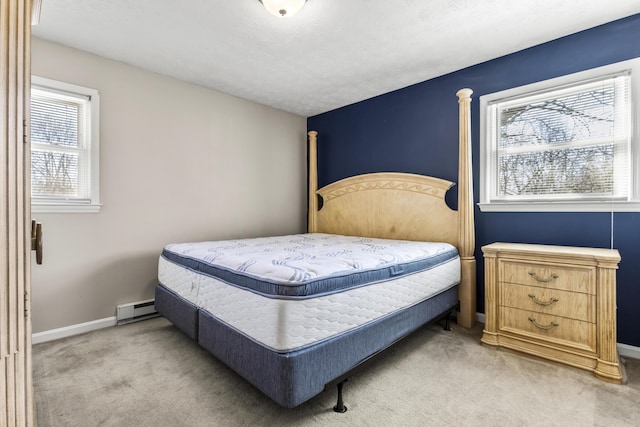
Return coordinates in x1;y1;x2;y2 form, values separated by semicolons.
32;0;640;117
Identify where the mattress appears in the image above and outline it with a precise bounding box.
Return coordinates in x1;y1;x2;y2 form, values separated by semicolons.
161;233;458;296
158;233;460;353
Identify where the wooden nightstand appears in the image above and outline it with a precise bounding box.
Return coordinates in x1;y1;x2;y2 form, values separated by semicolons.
481;242;622;383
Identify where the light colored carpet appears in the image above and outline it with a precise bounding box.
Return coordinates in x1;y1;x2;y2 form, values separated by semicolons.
33;317;640;426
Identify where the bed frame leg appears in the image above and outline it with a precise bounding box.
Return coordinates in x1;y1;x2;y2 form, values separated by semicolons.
333;379;348;413
444;311;452;331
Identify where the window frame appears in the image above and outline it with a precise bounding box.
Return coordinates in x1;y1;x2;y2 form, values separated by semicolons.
30;76;101;213
479;58;640;213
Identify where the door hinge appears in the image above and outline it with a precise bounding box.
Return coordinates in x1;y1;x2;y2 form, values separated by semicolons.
24;291;30;318
23;119;28;143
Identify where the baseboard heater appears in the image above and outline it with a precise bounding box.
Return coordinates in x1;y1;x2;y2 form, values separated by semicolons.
116;299;159;325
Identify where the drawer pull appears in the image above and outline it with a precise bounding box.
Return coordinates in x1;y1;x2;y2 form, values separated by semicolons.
528;317;559;330
528;293;559;306
528;272;559;283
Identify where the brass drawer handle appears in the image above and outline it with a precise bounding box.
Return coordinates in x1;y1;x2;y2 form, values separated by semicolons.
528;294;559;306
528;272;559;283
528;317;559;330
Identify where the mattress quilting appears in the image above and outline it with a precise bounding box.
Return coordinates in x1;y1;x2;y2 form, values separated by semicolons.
161;233;458;298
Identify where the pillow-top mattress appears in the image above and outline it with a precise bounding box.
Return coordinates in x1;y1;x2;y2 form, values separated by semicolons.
160;233;458;298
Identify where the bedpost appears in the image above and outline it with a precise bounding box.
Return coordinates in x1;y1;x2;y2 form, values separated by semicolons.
308;130;319;233
456;88;477;328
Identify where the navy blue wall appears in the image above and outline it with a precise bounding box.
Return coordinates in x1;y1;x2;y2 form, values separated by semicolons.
308;14;640;347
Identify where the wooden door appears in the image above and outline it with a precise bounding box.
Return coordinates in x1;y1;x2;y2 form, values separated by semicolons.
1;0;33;425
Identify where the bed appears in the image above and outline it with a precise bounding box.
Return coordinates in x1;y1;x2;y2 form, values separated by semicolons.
155;88;476;409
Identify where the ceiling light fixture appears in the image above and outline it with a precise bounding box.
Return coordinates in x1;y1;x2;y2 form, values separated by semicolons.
259;0;307;18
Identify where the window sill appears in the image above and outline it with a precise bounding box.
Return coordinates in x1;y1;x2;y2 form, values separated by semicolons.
31;203;102;214
478;201;640;213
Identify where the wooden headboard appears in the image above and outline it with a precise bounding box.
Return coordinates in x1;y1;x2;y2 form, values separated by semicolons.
306;89;476;328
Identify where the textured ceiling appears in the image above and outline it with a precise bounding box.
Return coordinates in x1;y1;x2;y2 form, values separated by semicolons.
32;0;640;117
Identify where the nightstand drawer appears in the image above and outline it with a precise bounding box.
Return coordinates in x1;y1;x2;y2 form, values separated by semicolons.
500;307;596;352
500;260;595;294
501;282;594;322
500;283;596;323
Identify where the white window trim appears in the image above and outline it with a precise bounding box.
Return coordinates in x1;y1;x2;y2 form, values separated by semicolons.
479;58;640;213
31;76;101;213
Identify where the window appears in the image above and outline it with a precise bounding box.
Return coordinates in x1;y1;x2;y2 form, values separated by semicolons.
480;58;640;212
31;76;100;213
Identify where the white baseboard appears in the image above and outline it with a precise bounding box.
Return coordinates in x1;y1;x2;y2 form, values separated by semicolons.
474;312;639;360
32;316;116;345
618;343;640;360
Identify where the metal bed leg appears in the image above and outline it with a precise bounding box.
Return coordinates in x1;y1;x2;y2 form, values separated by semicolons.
333;379;348;413
444;310;452;331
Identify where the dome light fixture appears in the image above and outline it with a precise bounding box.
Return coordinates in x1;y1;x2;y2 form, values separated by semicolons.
259;0;307;18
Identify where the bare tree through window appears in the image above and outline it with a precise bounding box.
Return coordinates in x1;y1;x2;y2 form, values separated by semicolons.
496;82;620;200
31;96;82;198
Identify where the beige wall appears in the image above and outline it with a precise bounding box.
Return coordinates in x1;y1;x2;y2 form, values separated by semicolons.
30;38;307;333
